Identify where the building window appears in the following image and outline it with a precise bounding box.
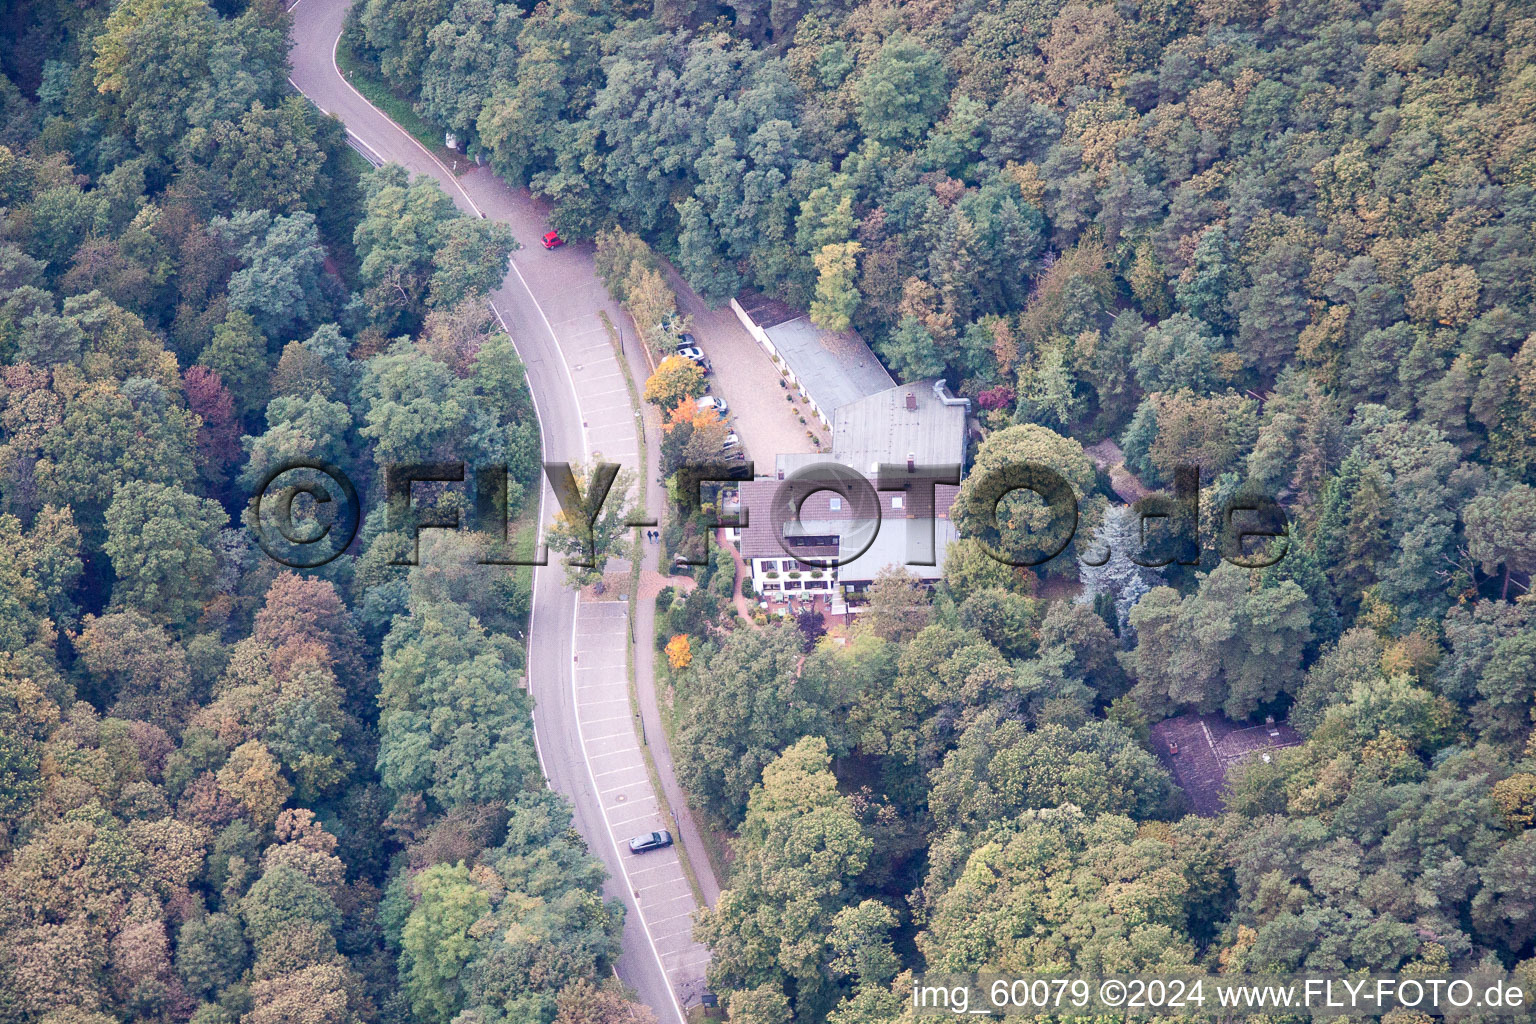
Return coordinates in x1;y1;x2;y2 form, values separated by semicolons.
784;581;801;590
891;495;904;509
829;496;841;511
758;559;776;571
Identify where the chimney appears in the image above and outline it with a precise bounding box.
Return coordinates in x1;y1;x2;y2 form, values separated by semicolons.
905;392;917;411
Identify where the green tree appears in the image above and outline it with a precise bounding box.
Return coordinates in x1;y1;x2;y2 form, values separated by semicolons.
809;241;862;331
399;862;490;1024
357;0;454;95
103;481;227;627
197;308;270;418
546;460;635;589
428;215;517;309
855;567;931;644
696;737;872;1021
1174;225;1235;333
828;900;898;990
27;371;200;524
376;598;537;810
353;166;463;331
462;789;625;1014
919;807;1203;974
214;210;329;340
854;36;948;145
175;912;247;999
358;339;508;470
238;394;353;491
200;97;327;215
956;587;1041;660
1129;563;1313;718
1132;312;1224;395
676;196;740;305
1472;831;1536;955
1123;389;1260;487
93;0;258;152
1463;482;1536;600
929;714;1175;834
953;423;1104;575
677;625;838;823
592;226;658;302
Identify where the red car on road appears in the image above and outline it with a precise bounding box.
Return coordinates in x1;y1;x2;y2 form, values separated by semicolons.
541;230;564;249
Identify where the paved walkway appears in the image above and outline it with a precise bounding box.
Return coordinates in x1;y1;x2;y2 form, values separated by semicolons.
716;528;759;624
625;381;722;912
640;570;697;601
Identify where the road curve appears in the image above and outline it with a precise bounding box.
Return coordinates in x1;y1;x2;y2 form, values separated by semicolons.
285;2;711;1018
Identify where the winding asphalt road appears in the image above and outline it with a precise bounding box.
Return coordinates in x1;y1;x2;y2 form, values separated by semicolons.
285;2;713;1018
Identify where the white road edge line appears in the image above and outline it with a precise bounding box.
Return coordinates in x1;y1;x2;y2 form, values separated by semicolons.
298;0;592;467
571;610;691;1024
286;6;694;1015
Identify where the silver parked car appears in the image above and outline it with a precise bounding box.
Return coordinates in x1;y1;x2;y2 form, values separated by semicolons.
628;829;673;853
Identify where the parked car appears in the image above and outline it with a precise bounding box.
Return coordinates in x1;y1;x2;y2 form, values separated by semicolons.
675;332;697;350
628;829;673;853
541;230;564;249
676;345;705;363
697;395;728;416
720;431;741;452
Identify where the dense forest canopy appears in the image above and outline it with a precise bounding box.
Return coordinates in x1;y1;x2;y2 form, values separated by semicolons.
0;1;636;1023
334;0;1536;1017
0;0;1534;1023
356;0;1536;448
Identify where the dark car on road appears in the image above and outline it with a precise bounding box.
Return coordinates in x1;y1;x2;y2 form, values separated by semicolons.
628;829;673;853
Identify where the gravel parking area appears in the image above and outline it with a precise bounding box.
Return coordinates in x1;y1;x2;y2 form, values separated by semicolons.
667;270;820;471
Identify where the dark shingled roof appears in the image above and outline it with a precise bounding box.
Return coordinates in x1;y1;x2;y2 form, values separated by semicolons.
734;290;802;330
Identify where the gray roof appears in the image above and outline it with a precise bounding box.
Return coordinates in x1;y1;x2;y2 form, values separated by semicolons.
736;478;959;570
831;380;968;473
764;317;894;416
837;515;958;583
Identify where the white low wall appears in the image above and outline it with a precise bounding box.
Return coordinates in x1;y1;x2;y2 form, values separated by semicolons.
729;297;778;358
